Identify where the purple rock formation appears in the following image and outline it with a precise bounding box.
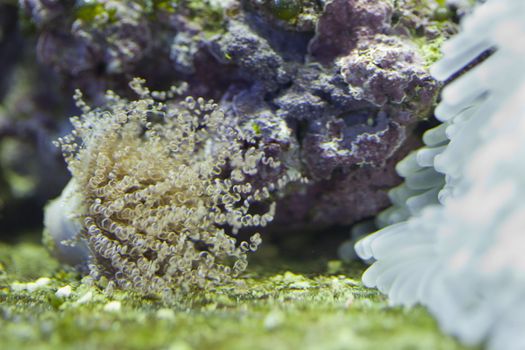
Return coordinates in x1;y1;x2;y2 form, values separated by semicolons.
340;35;432;107
3;0;458;238
210;20;291;92
308;0;393;63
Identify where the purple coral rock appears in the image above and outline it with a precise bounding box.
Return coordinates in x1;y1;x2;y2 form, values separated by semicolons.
3;0;454;239
274;89;327;120
274;153;405;231
20;0;64;27
37;31;95;76
309;0;393;63
31;0;153;99
209;20;291;92
340;35;430;106
301;111;406;180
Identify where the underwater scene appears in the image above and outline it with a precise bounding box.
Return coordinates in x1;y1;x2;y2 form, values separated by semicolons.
1;0;523;349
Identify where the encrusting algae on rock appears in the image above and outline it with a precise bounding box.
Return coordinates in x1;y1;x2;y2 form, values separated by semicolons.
44;78;301;298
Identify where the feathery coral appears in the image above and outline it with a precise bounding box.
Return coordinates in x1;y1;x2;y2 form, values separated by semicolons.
46;78;296;297
356;0;525;349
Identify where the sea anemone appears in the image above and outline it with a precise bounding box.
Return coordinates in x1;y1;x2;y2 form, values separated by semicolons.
356;0;525;348
44;78;299;297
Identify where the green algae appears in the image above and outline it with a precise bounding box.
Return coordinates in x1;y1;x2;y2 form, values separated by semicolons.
0;243;59;282
0;241;477;350
153;0;227;39
415;35;446;69
269;0;303;21
184;0;225;38
73;0;225;38
146;0;225;37
75;2;118;24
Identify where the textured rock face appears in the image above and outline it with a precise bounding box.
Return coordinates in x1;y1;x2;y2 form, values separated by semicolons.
214;0;444;231
340;35;433;107
3;0;458;236
309;0;394;64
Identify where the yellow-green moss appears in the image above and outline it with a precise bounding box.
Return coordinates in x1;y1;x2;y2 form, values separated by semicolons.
75;2;118;23
0;243;59;282
0;242;477;350
415;35;446;68
74;0;225;37
269;0;303;21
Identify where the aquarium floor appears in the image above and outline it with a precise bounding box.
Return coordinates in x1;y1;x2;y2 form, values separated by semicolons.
0;242;474;350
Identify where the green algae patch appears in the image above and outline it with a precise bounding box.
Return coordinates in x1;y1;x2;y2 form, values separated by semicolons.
0;242;475;350
149;0;226;38
414;35;446;69
393;0;460;69
269;0;303;21
75;2;118;24
0;242;59;282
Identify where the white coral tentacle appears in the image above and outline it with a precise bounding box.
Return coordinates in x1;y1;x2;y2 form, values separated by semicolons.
356;0;525;348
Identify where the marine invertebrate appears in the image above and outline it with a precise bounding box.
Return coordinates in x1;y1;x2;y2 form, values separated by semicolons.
46;78;297;297
356;0;525;348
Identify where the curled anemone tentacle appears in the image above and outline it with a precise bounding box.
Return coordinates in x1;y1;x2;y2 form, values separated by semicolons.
45;78;298;298
356;0;525;348
356;209;443;308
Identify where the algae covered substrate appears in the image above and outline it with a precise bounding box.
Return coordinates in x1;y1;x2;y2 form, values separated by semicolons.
0;238;474;350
